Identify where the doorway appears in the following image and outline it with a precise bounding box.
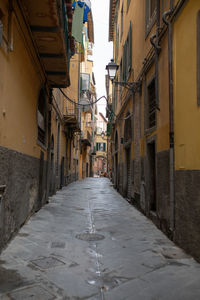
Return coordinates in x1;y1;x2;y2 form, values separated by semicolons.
126;147;131;199
147;141;156;212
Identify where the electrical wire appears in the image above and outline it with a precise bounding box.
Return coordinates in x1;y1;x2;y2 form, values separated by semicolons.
59;88;132;121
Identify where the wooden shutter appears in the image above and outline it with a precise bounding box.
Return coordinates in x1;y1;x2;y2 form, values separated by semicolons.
128;22;132;73
103;143;106;152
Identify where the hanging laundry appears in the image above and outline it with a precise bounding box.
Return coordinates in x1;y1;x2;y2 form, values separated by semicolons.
72;2;84;43
72;0;91;23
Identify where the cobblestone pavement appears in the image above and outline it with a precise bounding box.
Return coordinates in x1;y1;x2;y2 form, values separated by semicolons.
0;178;200;300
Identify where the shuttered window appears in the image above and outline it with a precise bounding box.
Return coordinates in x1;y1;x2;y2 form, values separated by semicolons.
96;143;106;152
123;41;127;82
148;78;156;128
197;10;200;106
37;88;46;145
145;0;156;36
121;5;123;39
122;22;132;83
127;22;132;75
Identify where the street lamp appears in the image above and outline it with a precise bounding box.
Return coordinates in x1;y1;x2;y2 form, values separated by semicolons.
106;59;119;82
106;59;141;93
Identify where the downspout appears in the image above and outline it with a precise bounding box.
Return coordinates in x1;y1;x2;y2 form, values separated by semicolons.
163;2;175;233
46;88;53;202
150;0;161;110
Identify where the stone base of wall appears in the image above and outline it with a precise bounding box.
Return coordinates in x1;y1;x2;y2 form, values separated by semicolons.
156;150;170;236
174;170;200;262
0;146;47;252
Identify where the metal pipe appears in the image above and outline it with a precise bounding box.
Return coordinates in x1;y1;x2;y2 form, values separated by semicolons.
162;7;175;232
46;88;53;202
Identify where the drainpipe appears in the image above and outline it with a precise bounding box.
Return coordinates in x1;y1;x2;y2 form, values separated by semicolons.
150;0;161;110
163;2;175;233
46;88;53;203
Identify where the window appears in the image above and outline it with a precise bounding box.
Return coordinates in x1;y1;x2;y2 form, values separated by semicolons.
127;22;132;75
148;78;156;129
123;41;127;82
80;73;90;91
197;10;200;106
121;23;132;85
124;113;132;143
145;0;156;36
121;5;123;39
37;88;46;145
96;143;106;152
0;8;4;47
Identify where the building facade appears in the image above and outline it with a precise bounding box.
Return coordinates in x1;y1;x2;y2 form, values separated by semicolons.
0;0;95;252
108;0;200;261
93;113;108;176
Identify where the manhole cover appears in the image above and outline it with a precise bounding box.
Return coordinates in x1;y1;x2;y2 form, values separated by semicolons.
31;257;65;269
76;233;105;241
8;285;55;300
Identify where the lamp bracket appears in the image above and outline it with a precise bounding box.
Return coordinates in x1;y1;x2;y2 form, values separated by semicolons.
113;80;142;93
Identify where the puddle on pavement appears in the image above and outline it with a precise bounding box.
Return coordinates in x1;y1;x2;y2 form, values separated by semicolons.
87;275;131;291
87;248;102;258
0;263;25;293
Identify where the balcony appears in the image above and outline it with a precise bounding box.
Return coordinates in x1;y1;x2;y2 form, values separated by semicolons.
21;0;73;88
81;131;91;147
63;102;81;133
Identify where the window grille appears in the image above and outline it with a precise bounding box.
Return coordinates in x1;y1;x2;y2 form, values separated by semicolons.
148;79;156;128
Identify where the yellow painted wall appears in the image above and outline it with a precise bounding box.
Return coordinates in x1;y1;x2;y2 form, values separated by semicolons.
113;0;170;160
173;1;200;170
0;1;46;159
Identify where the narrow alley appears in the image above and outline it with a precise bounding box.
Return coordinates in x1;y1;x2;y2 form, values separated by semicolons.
0;178;200;300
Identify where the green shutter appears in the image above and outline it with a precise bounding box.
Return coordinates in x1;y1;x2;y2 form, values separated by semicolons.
96;143;98;151
107;122;111;136
103;143;106;152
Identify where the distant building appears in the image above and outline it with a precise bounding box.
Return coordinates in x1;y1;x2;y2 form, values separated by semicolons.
93;113;108;176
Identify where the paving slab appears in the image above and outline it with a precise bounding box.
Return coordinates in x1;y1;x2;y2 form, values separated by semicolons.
0;178;200;299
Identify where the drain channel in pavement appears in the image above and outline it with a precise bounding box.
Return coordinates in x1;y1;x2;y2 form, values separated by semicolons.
76;233;105;241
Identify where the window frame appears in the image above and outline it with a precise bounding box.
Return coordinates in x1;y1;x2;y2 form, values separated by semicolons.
145;0;157;38
37;88;47;147
147;77;157;130
121;4;123;40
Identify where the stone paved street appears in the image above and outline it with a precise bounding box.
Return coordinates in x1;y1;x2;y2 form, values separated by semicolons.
0;178;200;300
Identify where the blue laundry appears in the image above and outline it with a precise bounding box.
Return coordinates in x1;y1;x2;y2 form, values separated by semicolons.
72;1;90;23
